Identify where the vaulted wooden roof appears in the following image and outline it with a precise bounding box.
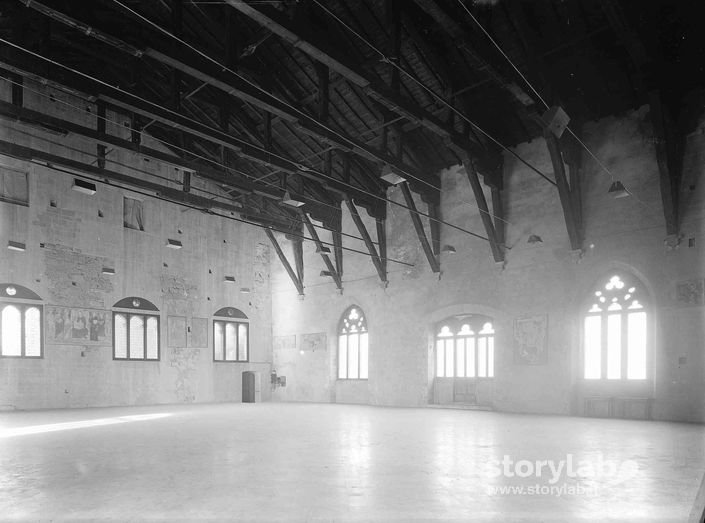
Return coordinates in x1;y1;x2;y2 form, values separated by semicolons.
0;0;702;252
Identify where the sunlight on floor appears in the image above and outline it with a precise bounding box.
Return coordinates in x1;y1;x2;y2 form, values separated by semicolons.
0;413;173;438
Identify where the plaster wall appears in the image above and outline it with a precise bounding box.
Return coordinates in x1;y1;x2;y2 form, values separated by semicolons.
271;105;705;422
0;81;273;409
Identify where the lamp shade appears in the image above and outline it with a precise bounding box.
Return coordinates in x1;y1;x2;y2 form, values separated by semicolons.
608;181;629;198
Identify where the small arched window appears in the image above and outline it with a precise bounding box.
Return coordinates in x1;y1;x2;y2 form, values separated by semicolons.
583;274;647;380
213;307;248;362
338;306;368;380
0;284;43;358
113;297;159;361
435;315;495;378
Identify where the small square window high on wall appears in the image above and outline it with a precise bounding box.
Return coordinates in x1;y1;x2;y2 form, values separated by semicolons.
123;196;144;231
0;167;29;206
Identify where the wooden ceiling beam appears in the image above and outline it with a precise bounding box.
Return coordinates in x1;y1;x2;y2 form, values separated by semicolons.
413;0;536;109
20;0;428;206
649;91;681;237
544;130;584;251
461;157;504;263
0;45;396;213
399;181;440;273
225;0;495;175
600;0;683;237
299;210;343;291
345;197;386;284
265;229;304;296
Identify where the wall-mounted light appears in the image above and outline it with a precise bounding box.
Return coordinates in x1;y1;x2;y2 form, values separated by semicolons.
280;191;305;208
608;181;629;198
239;287;251;294
320;270;333;277
379;164;406;185
165;239;182;249
224;275;236;283
527;234;543;244
7;240;26;251
72;178;96;195
102;267;115;275
441;245;457;254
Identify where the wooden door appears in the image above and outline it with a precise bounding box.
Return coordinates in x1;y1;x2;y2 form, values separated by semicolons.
242;371;255;403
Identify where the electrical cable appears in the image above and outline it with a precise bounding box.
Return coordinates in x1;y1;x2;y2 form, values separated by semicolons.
6;120;393;248
14;0;516;234
310;0;557;187
110;0;443;193
25;159;418;268
455;0;645;201
0;54;498;245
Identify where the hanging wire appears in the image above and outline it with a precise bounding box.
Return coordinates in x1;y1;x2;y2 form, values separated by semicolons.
455;0;647;202
23;157;418;268
2;83;402;247
0;36;506;245
110;0;444;193
0;75;360;229
309;0;556;188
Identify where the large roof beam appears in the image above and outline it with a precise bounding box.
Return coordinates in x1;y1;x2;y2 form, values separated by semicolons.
0;44;383;216
225;0;496;175
21;1;434;203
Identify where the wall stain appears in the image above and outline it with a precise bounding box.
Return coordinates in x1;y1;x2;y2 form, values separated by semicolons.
170;347;200;403
43;244;113;307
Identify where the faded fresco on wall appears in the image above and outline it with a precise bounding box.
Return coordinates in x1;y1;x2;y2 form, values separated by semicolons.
189;317;208;348
170;347;200;403
676;279;705;306
273;335;296;351
301;332;326;352
167;316;187;348
514;315;548;365
46;306;112;344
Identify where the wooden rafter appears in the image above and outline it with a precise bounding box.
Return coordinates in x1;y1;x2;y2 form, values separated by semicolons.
224;0;494;174
399;182;440;273
600;0;682;237
544;130;583;251
649;91;681;237
299;210;343;291
345;198;387;284
462;157;504;263
266;229;304;296
18;0;423;212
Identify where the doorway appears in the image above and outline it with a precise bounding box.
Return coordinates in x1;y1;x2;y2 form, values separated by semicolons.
242;371;256;403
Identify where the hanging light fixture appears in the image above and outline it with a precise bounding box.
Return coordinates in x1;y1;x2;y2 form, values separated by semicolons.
441;245;457;254
608;181;629;198
527;234;543;244
379;164;406;185
280;191;305;208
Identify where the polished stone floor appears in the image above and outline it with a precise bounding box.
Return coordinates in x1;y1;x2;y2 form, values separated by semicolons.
1;403;704;522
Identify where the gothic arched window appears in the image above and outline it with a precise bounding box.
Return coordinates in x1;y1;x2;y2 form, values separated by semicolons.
338;306;368;379
583;274;647;380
